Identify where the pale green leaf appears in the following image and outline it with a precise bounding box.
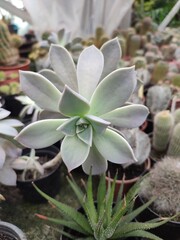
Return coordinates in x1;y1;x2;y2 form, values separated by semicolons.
82;145;107;175
100;104;149;128
0;108;10;119
85;115;110;134
100;38;121;80
59;86;90;117
77;45;104;101
0;124;18;136
39;69;65;92
19;71;62;112
0;168;17;186
57;116;79;136
90;66;137;116
0;146;5;168
61;135;90;172
15;119;66;148
49;44;78;91
77;125;93;146
1;119;24;127
93;128;137;164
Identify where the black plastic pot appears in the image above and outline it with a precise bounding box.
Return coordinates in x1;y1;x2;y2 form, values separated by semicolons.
16;145;61;203
136;196;180;240
0;221;27;240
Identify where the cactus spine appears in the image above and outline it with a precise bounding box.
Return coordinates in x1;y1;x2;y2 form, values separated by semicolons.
0;20;20;65
167;123;180;157
152;110;174;152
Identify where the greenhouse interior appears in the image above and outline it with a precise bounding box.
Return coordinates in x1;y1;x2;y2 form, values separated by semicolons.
0;0;179;239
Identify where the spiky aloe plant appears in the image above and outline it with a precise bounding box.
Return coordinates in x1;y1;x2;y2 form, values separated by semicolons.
15;38;149;175
34;173;169;240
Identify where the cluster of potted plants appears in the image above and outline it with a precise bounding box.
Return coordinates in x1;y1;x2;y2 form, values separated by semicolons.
0;13;179;239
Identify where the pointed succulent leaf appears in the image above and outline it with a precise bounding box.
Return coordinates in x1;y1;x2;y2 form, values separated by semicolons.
82;145;108;175
77;45;104;101
1;119;24;127
93;128;137;164
61;135;90;172
101;104;149;128
0;168;17;186
49;44;78;91
15;119;66;148
121;229;164;240
0;146;5;168
0;108;10;119
59;86;90;117
85;115;110;134
77;125;93;146
19;71;61;112
0;124;18;136
100;38;121;80
33;184;93;235
90;66;137;116
39;69;65;92
57;116;79;136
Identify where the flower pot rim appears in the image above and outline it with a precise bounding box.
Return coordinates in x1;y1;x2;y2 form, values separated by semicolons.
106;158;151;184
0;221;27;240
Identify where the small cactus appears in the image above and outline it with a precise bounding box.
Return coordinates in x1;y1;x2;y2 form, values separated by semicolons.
152;110;174;152
0;20;20;65
167;123;180;157
173;108;180;125
146;85;172;115
128;34;141;57
140;156;180;218
151;60;169;84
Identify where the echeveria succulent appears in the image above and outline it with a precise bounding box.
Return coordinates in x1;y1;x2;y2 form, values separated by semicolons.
15;38;149;174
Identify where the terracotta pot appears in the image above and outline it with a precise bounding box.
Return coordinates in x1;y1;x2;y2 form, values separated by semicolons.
0;221;27;240
16;146;61;203
0;58;30;71
106;158;151;199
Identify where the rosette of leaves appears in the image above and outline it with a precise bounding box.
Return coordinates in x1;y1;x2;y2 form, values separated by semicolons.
34;173;169;240
15;38;149;175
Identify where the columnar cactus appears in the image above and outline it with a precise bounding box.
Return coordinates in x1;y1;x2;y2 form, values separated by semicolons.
128;34;141;57
140;156;180;218
151;60;169;83
146;85;172;115
0;20;20;65
173;108;180;125
152;110;174;152
167;123;180;157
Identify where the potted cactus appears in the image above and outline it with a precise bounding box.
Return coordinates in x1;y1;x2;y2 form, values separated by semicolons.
138;156;180;240
0;20;30;71
151;109;180;161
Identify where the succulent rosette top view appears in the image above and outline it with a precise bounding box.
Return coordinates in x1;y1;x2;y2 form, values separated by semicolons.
15;38;149;174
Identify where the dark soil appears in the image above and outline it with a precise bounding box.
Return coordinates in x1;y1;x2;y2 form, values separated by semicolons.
107;162;147;180
0;232;17;240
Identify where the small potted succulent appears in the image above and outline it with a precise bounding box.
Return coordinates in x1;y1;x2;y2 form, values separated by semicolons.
15;38;149;176
34;172;169;240
138;156;180;240
12;146;62;203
